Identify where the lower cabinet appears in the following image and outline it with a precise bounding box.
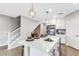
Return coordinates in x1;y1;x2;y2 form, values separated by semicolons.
48;43;59;56
60;35;66;44
24;46;49;56
30;46;49;56
24;42;59;56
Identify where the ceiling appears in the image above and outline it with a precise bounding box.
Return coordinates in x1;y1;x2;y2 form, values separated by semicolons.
0;3;79;21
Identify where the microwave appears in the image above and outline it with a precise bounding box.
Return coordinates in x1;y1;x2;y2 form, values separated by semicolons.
46;25;56;36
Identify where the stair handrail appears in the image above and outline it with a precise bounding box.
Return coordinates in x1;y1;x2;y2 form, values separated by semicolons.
8;27;21;49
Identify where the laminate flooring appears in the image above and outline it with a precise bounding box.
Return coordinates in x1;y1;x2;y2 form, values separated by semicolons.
0;45;23;56
61;44;79;56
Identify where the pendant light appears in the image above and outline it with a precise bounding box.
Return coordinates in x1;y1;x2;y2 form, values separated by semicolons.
44;9;52;24
44;10;49;24
29;3;36;18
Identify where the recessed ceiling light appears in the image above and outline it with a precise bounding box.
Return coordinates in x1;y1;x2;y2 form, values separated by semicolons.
46;9;52;14
48;9;52;12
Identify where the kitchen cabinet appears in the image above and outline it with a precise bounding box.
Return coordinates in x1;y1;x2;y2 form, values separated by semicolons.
55;18;66;44
24;42;59;56
48;42;59;56
30;46;49;56
55;18;65;29
57;35;66;44
19;36;59;56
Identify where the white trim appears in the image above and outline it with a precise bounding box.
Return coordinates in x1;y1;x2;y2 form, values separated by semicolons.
8;27;21;49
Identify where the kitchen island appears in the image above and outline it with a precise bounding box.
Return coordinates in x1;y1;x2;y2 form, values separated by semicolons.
19;36;60;56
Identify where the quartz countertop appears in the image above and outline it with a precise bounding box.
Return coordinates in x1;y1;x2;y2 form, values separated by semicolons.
18;35;59;53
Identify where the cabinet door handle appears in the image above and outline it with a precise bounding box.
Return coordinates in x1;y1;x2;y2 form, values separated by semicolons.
53;53;55;56
52;49;55;53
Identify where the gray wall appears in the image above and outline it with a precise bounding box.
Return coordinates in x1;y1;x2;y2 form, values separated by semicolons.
0;14;20;44
0;14;20;33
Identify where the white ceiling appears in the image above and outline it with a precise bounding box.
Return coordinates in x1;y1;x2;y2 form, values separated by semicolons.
0;3;79;21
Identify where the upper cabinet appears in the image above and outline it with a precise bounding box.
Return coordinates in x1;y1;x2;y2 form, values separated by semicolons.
44;17;66;29
55;18;66;29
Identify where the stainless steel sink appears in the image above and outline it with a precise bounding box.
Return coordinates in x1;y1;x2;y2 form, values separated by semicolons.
44;38;54;42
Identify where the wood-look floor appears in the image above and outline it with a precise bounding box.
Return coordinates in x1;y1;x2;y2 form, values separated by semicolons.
0;44;79;56
61;44;79;56
0;45;23;56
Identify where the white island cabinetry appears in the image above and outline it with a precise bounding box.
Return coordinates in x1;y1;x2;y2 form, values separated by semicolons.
21;36;59;56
